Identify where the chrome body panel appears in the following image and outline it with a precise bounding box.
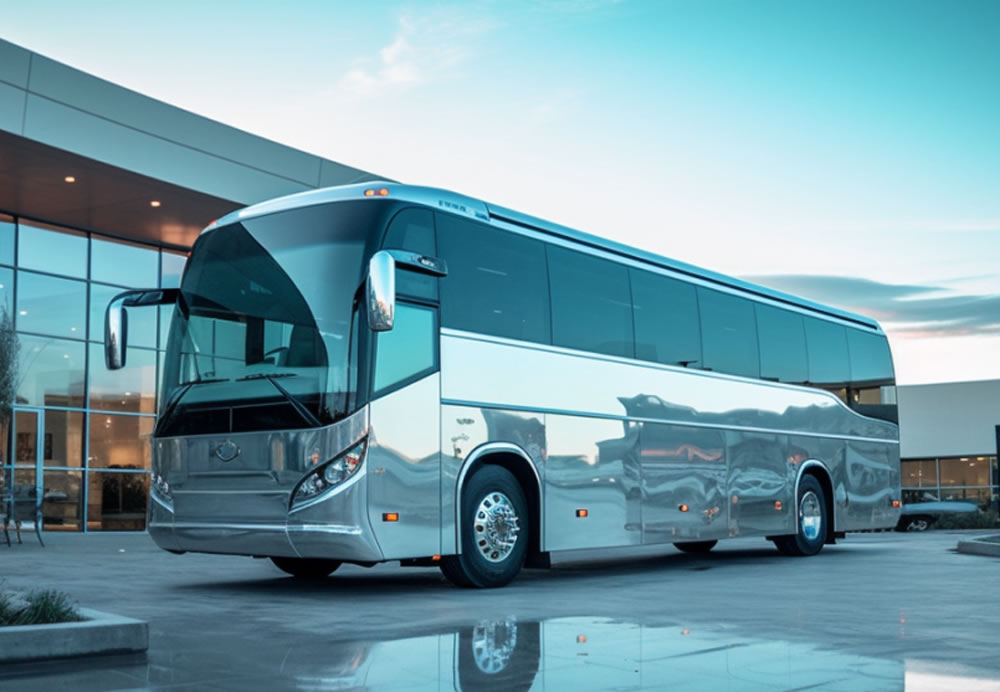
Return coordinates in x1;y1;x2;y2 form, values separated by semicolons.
441;407;546;554
366;373;442;559
545;414;642;550
148;407;385;562
440;330;901;551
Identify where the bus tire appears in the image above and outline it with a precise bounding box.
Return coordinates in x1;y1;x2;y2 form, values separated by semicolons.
441;465;529;588
772;475;827;557
270;556;341;578
674;540;718;553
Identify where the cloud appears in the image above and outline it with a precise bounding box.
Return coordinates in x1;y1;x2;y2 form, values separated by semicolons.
744;274;1000;339
336;9;497;99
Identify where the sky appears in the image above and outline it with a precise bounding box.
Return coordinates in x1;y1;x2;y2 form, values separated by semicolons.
3;0;1000;385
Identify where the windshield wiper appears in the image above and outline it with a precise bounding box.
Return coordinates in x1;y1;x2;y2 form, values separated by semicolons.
237;373;322;428
156;377;231;435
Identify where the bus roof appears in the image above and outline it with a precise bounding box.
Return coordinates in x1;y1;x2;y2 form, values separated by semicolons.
207;181;881;332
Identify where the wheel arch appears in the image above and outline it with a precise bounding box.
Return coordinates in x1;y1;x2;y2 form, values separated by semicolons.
455;443;544;558
795;459;837;543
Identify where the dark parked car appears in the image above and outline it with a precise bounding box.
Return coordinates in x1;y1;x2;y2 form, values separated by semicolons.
896;491;980;531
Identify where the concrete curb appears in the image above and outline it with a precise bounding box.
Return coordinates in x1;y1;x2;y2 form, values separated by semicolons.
956;535;1000;557
0;608;148;663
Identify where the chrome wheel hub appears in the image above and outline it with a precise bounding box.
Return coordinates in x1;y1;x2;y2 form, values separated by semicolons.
473;492;520;563
800;490;823;541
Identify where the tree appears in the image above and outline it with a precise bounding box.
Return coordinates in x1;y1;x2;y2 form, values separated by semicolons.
0;304;18;469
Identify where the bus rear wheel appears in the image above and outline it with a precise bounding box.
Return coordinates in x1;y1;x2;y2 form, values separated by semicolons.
772;475;827;557
271;557;342;578
441;465;529;588
674;540;718;553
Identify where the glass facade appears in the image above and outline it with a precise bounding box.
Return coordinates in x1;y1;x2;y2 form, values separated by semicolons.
0;212;186;531
901;456;999;509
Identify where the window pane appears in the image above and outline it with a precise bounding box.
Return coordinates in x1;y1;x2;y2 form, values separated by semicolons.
756;304;808;383
382;208;437;300
42;469;83;531
16;270;86;338
89;414;153;470
89;346;157;413
847;329;894;386
91;236;160;288
940;457;990;486
17;336;86;407
804;317;850;386
0;265;13;315
160;250;188;289
14;409;39;465
43;410;84;468
438;214;550;344
373;304;436;393
548;246;633;358
940;487;994;509
0;215;14;266
90;283;158;348
18;221;87;278
901;459;937;487
698;288;759;378
87;471;148;531
630;269;701;367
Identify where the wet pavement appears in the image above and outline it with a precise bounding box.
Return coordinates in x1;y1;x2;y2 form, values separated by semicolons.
1;531;999;690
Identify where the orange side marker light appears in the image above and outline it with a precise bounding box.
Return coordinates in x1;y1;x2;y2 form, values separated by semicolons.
383;513;399;522
576;509;589;518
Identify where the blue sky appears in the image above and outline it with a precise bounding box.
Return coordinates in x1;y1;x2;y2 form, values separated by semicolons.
4;0;1000;384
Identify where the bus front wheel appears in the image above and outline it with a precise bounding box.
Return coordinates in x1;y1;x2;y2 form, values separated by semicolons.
270;557;341;578
772;475;827;557
441;465;529;588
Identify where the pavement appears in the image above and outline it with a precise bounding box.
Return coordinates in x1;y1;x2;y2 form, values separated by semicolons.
1;530;999;690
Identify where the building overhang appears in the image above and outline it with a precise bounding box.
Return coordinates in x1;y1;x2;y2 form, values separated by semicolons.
0;130;239;248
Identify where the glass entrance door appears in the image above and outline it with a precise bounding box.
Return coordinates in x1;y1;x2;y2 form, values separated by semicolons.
11;406;85;532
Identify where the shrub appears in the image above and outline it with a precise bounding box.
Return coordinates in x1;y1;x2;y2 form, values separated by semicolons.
934;509;1000;531
0;589;84;627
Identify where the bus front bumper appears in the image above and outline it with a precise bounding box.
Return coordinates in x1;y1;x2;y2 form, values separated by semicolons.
147;474;385;564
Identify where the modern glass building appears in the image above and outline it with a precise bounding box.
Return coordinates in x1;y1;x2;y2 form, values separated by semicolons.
897;380;1000;510
0;37;381;531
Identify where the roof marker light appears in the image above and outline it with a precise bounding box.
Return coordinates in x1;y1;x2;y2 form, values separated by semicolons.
364;187;390;197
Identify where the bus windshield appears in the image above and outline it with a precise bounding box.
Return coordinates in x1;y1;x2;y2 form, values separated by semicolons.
158;201;389;436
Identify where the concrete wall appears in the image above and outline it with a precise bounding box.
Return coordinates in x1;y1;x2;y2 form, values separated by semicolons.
0;38;383;205
898;380;1000;458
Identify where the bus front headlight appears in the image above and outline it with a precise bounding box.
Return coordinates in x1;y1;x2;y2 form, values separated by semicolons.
291;440;367;509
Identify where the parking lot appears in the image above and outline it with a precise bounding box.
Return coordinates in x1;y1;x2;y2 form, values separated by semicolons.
2;530;999;690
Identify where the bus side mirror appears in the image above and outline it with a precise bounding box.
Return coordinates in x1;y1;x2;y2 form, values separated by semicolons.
367;251;396;332
105;289;180;370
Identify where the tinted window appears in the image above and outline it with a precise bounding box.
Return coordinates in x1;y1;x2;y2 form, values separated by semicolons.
373;303;437;394
381;208;437;300
804;317;850;386
17;336;86;408
847;329;894;385
756;304;808;383
18;221;88;278
17;271;87;339
0;215;14;266
630;269;701;367
438;214;550;344
698;288;759;378
548;246;633;358
91;237;159;288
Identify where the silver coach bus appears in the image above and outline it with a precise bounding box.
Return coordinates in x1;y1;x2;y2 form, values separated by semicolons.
105;182;901;588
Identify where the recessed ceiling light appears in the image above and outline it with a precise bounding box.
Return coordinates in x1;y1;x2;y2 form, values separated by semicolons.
150;200;161;208
18;310;27;316
64;176;76;183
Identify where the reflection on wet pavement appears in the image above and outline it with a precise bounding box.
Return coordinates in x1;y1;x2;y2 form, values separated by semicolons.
4;616;1000;691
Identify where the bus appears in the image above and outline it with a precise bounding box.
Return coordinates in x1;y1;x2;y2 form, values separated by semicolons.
104;182;901;588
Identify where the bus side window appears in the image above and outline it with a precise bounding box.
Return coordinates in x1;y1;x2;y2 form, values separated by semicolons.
630;269;701;368
804;317;850;397
698;288;759;379
756;304;808;383
372;303;438;395
382;208;438;301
